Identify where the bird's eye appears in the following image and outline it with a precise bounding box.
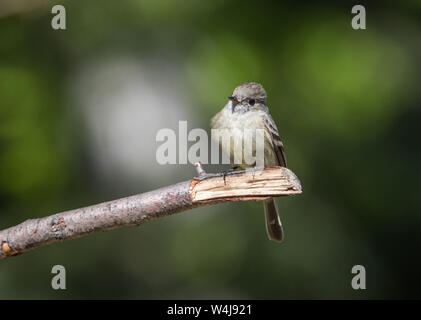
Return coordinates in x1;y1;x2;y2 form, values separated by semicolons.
249;99;255;106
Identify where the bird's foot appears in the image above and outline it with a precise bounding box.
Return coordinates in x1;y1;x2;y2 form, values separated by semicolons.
245;166;264;180
223;166;240;185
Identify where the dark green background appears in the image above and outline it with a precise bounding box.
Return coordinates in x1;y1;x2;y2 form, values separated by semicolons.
1;0;420;299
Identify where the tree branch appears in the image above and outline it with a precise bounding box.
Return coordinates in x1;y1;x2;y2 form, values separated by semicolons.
0;166;302;260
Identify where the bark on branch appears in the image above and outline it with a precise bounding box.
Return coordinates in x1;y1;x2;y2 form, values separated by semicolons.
0;166;302;260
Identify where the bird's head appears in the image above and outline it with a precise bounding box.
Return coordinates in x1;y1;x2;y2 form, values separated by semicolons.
227;81;267;113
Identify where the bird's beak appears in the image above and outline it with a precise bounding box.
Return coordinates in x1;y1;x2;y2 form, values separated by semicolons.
228;96;239;104
228;96;238;113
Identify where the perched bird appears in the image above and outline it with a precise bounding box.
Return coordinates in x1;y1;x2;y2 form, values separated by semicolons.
211;82;287;242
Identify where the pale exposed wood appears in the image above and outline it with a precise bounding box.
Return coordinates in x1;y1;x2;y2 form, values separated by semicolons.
191;167;301;202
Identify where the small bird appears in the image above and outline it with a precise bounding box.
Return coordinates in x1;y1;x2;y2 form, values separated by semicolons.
211;82;287;242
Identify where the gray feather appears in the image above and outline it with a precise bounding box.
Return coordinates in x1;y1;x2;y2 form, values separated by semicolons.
263;198;284;242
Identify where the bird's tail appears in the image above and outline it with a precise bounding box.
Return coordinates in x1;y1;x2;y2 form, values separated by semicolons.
263;198;284;242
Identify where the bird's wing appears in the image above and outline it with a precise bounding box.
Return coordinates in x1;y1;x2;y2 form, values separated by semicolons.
263;113;287;167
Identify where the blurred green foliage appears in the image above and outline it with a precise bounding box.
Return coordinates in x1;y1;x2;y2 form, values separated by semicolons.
1;0;421;299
